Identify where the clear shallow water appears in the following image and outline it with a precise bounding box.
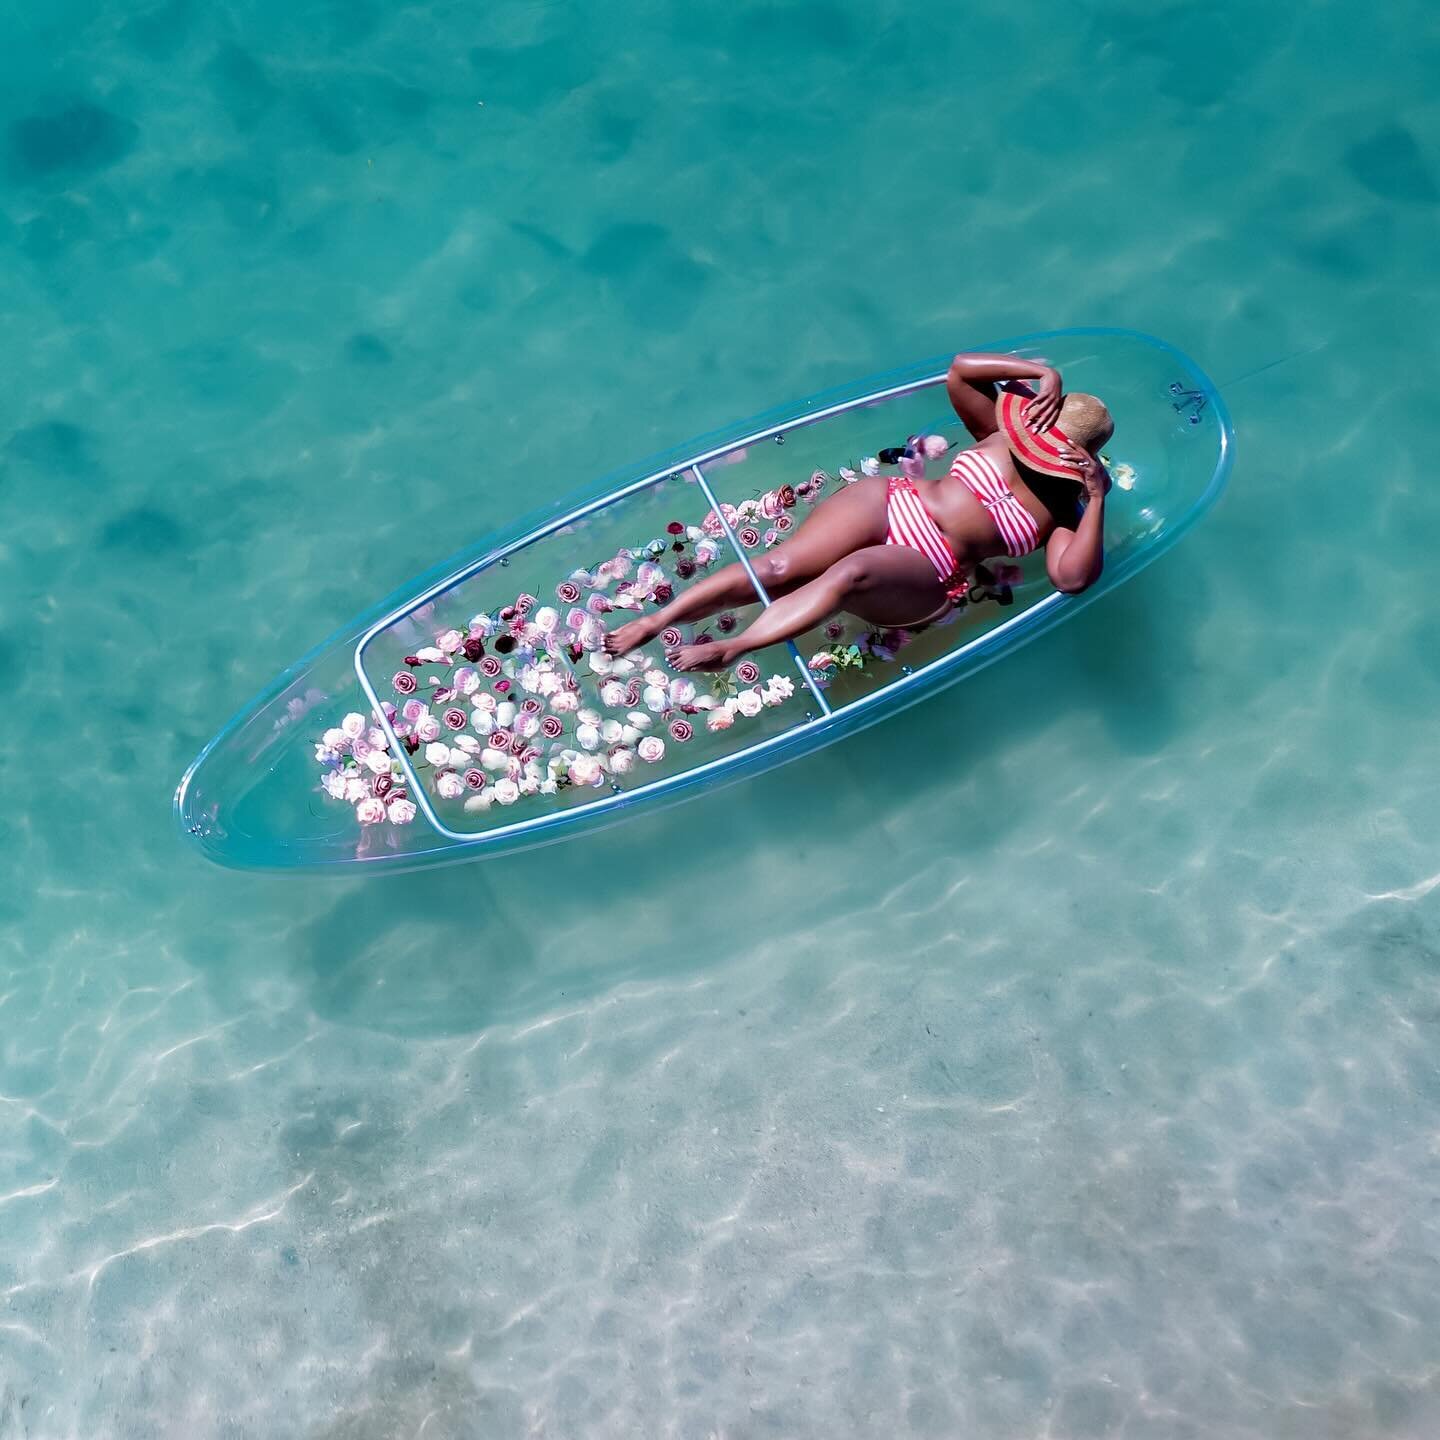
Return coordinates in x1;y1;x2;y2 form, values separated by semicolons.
2;1;1439;1435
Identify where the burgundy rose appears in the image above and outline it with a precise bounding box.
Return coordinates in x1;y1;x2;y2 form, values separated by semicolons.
669;719;694;742
494;679;511;693
463;768;484;790
374;775;394;798
778;484;797;508
403;655;422;668
521;697;542;715
666;521;685;535
716;613;737;634
557;580;581;603
403;734;420;755
541;715;564;739
660;626;684;648
488;728;512;750
653;583;673;603
567;642;584;662
694;631;713;645
737;526;761;548
390;788;407;801
443;707;467;731
825;620;845;640
392;670;418;695
480;656;503;678
499;605;516;622
735;661;761;685
463;637;485;662
676;558;696;579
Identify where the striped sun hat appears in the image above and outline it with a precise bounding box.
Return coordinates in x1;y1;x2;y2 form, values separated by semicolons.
997;389;1114;479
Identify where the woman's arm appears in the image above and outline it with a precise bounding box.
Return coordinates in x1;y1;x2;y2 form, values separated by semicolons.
1045;447;1109;594
946;352;1062;441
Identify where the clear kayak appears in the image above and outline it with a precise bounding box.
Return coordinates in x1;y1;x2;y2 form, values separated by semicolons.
175;327;1234;873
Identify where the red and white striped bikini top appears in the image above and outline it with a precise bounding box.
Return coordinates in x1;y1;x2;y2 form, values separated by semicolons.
949;449;1042;557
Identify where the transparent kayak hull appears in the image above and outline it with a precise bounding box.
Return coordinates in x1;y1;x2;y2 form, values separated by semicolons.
175;328;1233;874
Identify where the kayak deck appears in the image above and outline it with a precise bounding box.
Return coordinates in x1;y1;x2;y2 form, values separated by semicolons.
176;328;1233;872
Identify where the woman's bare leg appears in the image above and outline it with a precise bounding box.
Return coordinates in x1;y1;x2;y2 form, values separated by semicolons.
668;545;946;671
604;477;890;654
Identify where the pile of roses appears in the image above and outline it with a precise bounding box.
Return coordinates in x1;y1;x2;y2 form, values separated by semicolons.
314;523;799;829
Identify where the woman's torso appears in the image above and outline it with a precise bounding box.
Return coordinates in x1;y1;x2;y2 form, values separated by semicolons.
925;435;1079;563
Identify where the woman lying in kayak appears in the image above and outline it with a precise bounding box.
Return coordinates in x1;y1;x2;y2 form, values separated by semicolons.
604;353;1114;671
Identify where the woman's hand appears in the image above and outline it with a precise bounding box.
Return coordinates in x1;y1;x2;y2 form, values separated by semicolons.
1059;445;1109;501
1024;368;1063;433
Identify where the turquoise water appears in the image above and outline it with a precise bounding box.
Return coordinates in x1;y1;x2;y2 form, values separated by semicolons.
4;0;1440;1433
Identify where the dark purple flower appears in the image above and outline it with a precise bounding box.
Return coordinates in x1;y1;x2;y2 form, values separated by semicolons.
676;558;696;579
494;634;516;654
462;637;485;662
653;583;673;603
716;613;737;634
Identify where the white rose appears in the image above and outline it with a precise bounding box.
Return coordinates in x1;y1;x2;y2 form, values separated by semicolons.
609;656;636;676
599;680;626;707
576;723;602;751
343;777;369;803
468;613;495;635
434;771;463;799
355;796;386;824
425;742;451;767
736;690;763;718
520;774;539;796
341;712;367;739
493;778;520;805
620;724;640;745
643;668;667;688
601;718;624;744
637;737;665;763
366;727;390;751
534;606;559;633
322;771;349;799
691;694;716;710
315;744;340;764
587;650;614;675
472;692;497;712
365;750;393;776
609;747;636;774
415;646;445;663
568;756;602;786
669;678;696;707
514;712;539;738
860;456;880;476
519;665;542;693
416;716;441;743
471;708;495;735
537;670;560;696
642;685;667;712
495;701;517;726
453;734;480;753
707;708;734;732
387;798;417;825
626;710;653;731
323;727;348;750
577;707;601;727
550;690;579;714
465;789;494;812
481;748;509;772
455;667;480;695
539;779;559;796
578;622;605;651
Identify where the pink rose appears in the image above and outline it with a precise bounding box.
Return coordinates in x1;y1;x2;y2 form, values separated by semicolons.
707;708;734;732
515;593;536;615
586;594;613;615
737;526;760;548
488;728;512;750
776;514;794;532
734;661;760;685
387;798;417;825
922;434;949;459
401;698;425;724
701;510;725;538
520;697;542;715
660;627;684;648
669;719;693;742
463;768;485;790
355;797;386;825
557;580;581;604
415;716;441;743
392;670;418;695
541;715;564;739
763;529;780;547
438;629;464;655
480;655;502;678
760;490;784;519
443;707;467;730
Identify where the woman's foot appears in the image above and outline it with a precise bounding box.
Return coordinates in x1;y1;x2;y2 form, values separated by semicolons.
604;616;663;655
666;640;735;672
